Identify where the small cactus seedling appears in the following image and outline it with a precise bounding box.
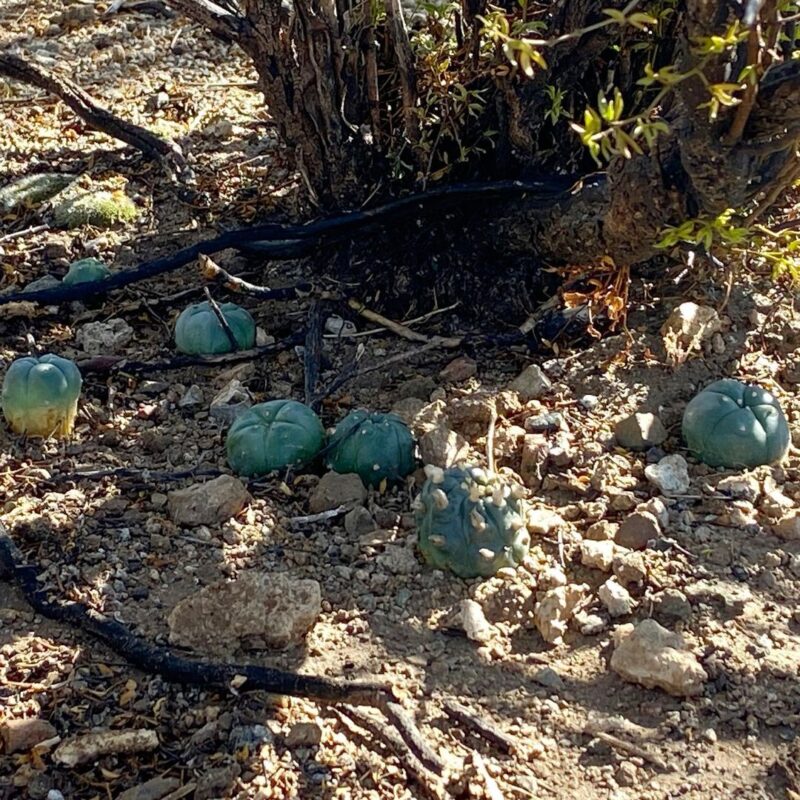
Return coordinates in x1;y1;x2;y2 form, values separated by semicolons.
326;410;416;488
415;465;530;578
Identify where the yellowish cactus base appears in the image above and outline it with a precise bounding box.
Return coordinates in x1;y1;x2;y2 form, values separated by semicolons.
4;402;78;438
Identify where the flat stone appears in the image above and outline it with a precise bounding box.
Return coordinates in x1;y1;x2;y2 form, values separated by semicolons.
651;588;692;622
509;364;552;401
178;385;204;408
309;472;367;513
439;356;477;383
116;777;181;800
285;722;322;748
612;551;647;585
610;619;708;696
76;318;134;355
533;667;564;690
534;583;587;645
344;506;375;536
209;379;253;424
520;434;549;489
615;511;661;550
168;571;321;654
660;302;722;365
614;413;668;450
0;718;57;754
460;599;493;643
168;475;250;526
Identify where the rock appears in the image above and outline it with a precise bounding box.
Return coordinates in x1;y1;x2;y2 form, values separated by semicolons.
520;434;549;489
344;506;375;536
396;376;437;400
578;612;606;635
614;413;668;450
168;475;250;526
585;520;619;541
390;396;427;426
610;619;708;696
638;497;669;529
419;425;470;468
309;472;367;513
168;571;321;654
581;540;616;571
0;718;57;753
598;578;635;617
773;511;800;540
615;511;661;550
612;551;647;585
460;599;493;643
146;90;170;112
75;318;134;355
651;588;692;622
534;584;587;645
209;379;253;424
138;380;169;395
54;729;158;767
716;475;760;503
439;356;477;383
116;777;181;800
683;579;752;614
527;508;564;535
399;399;448;436
610;491;638;512
285;722;322;748
579;394;599;410
645;455;690;495
509;364;552;401
533;667;564;689
524;412;566;433
178;385;204;408
194;764;241;800
660;302;722;365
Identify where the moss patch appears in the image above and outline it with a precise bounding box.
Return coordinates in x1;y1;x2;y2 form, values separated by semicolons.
52;188;138;229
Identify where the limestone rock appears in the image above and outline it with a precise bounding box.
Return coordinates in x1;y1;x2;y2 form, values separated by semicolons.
534;583;587;645
599;578;635;617
419;424;470;468
651;588;692;622
610;619;708;696
520;434;549;489
75;318;134;355
178;385;203;408
773;511;800;540
509;364;552;401
168;572;321;654
309;472;367;513
460;599;493;643
645;455;690;495
116;777;181;800
168;475;250;526
210;379;253;424
614;413;667;450
612;551;647;585
344;506;375;536
581;540;616;571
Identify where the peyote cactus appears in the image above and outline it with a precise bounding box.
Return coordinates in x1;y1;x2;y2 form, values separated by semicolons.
62;258;112;285
415;465;530;578
1;354;82;438
226;399;325;476
326;410;416;488
682;379;790;469
174;301;256;355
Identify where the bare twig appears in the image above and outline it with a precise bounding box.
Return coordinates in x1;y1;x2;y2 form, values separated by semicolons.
334;708;447;800
385;702;446;776
304;300;325;407
441;699;520;755
202;284;240;351
347;298;462;348
200;256;312;299
585;730;668;771
0;53;192;182
289;506;348;527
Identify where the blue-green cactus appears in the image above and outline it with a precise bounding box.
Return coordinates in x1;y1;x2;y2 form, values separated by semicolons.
1;354;82;438
226;400;325;476
326;410;416;488
62;258;112;285
415;465;530;578
174;301;256;355
682;379;790;469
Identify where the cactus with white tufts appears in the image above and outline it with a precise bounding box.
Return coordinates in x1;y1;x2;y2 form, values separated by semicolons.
414;465;530;578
